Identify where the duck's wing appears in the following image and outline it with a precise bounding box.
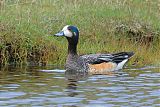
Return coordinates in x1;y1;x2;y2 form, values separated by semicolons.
98;52;134;64
79;54;101;64
80;52;134;71
80;52;134;64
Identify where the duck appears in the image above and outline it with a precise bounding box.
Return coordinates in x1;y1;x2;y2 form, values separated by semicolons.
54;25;134;73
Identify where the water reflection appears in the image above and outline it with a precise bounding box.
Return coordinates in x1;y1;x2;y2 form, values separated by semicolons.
0;66;160;106
65;70;88;97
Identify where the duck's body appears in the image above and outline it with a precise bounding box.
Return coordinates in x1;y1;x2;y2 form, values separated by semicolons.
65;52;134;72
54;25;134;73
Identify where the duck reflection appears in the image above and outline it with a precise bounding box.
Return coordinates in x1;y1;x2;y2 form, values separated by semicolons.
65;70;88;97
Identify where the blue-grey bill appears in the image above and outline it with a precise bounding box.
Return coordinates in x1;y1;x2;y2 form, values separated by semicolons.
54;31;64;36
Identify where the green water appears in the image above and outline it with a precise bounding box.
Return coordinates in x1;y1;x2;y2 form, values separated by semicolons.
0;66;160;106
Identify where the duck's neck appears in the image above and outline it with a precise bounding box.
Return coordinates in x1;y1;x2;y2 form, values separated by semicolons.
68;43;77;55
67;37;78;55
66;39;78;65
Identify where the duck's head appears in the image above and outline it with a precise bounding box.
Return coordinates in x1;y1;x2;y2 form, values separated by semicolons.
54;25;79;45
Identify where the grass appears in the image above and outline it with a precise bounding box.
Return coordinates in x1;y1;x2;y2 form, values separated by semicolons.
0;0;160;66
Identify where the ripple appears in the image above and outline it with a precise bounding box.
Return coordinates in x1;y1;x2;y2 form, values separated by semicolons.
96;93;107;96
53;76;65;79
47;97;85;104
35;83;47;86
139;73;160;78
39;91;64;97
88;100;106;104
39;69;65;73
149;89;160;96
0;66;159;106
3;84;20;89
0;91;26;99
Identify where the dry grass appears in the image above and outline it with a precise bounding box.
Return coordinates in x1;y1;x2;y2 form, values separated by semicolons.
0;0;160;66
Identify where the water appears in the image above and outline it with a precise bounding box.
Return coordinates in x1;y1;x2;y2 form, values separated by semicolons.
0;66;160;107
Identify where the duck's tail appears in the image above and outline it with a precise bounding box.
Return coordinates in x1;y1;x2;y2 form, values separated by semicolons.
112;52;134;70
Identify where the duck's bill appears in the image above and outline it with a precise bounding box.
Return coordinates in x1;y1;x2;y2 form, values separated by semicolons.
54;31;64;36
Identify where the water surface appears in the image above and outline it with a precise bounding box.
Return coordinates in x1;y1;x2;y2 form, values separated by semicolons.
0;66;160;106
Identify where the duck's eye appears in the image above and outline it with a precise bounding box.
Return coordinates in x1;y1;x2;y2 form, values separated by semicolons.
68;28;71;31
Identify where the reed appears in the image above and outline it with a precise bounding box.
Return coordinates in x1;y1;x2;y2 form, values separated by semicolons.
0;0;160;66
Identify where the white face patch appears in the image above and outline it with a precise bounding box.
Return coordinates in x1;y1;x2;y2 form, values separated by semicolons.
62;25;73;37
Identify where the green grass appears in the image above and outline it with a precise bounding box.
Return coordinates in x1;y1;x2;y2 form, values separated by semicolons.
0;0;160;66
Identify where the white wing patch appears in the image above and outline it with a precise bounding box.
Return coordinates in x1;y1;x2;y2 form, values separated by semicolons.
115;59;128;70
